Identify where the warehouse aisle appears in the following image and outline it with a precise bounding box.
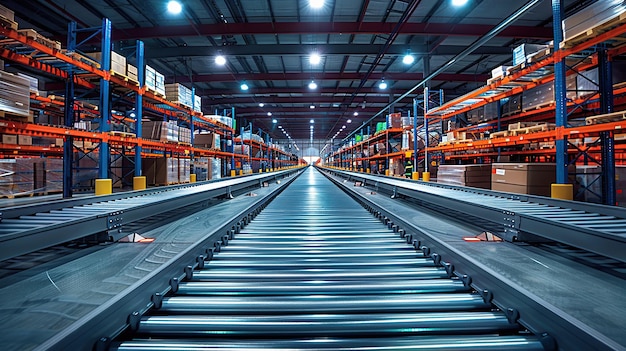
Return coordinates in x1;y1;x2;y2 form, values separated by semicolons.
113;167;545;350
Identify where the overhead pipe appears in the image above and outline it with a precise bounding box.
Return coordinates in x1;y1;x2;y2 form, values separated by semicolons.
345;0;543;141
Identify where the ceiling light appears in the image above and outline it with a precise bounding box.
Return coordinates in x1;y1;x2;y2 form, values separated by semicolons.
278;125;282;128
308;81;318;90
259;103;265;107
347;119;352;123
167;1;182;14
310;119;314;123
309;53;321;65
215;55;226;66
452;0;468;6
402;54;415;65
310;0;324;9
310;105;315;109
240;82;249;91
378;80;388;89
353;112;358;116
267;112;272;116
342;125;346;128
272;119;277;124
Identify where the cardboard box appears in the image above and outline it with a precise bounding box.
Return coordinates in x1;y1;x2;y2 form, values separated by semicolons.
0;3;15;21
18;135;32;145
2;134;17;144
437;164;491;189
513;44;550;65
491;163;556;196
127;64;138;81
387;113;402;129
194;133;220;149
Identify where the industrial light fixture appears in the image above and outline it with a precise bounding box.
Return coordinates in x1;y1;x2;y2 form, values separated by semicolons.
378;79;388;89
353;112;358;116
308;81;318;90
167;1;182;14
310;119;315;123
451;0;468;6
347;119;352;123
267;112;272;116
402;53;415;65
215;55;226;66
309;53;321;65
240;82;249;91
259;103;265;107
310;105;315;109
272;119;277;124
310;0;324;9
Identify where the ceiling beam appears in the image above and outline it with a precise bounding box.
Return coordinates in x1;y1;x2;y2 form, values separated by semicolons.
145;44;512;58
180;72;489;83
112;22;553;41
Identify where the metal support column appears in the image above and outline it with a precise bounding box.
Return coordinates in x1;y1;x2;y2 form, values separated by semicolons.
553;0;567;184
423;55;431;174
412;98;418;167
98;18;112;179
598;49;616;205
63;80;74;198
134;40;144;176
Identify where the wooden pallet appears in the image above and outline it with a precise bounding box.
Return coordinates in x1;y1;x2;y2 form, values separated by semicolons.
489;130;509;139
64;51;101;69
109;131;136;138
111;70;139;86
0;15;18;31
507;121;543;131
509;123;556;136
561;12;626;49
18;29;61;50
522;101;555;112
585;111;626;125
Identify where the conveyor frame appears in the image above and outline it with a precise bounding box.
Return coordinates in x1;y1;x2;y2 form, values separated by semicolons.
321;168;626;263
319;167;624;351
29;170;302;351
0;170;300;262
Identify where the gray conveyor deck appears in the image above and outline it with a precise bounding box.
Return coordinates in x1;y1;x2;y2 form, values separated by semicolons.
112;168;546;350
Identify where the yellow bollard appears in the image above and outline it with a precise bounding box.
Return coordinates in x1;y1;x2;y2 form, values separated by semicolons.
551;184;574;200
230;170;236;177
95;179;113;195
190;174;196;183
239;170;244;176
366;168;371;173
385;169;390;176
259;168;263;173
422;171;431;182
412;172;419;180
133;176;147;190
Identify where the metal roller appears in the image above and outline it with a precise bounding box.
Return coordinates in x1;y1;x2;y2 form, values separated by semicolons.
159;294;490;314
191;267;450;281
176;279;469;296
136;312;518;336
114;168;546;350
113;335;547;351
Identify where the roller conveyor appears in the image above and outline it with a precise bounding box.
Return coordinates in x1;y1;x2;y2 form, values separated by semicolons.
112;167;546;351
0;171;297;262
327;169;626;261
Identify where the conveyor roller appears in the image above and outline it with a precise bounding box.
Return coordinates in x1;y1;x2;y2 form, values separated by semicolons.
113;168;547;350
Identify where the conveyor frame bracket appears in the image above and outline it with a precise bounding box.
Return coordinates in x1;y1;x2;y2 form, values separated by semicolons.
106;211;124;241
502;210;521;241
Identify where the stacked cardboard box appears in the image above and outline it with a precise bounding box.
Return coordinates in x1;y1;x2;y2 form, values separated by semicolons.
88;51;126;75
179;127;191;144
234;144;250;155
155;72;165;96
142;157;179;185
513;44;550;65
127;64;138;82
401;130;414;150
0;70;31;117
491;163;556;196
179;158;190;183
165;83;193;107
387;113;402;129
145;65;157;91
437;164;491;189
194;133;220;150
44;158;63;193
142;121;181;142
575;165;626;206
194;95;202;112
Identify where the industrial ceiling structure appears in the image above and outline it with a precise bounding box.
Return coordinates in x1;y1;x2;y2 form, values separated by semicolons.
3;0;593;141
